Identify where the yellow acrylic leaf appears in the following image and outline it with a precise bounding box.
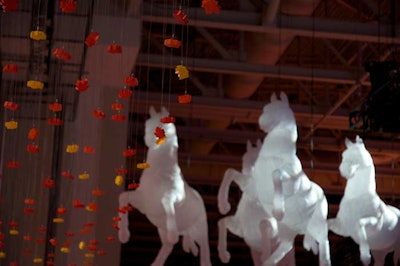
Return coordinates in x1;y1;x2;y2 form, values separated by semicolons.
60;247;70;253
5;120;18;130
27;80;44;90
79;241;86;250
9;229;19;235
66;144;79;153
85;253;95;258
30;30;47;40
137;162;150;169
53;218;64;223
115;175;124;186
33;258;43;263
156;136;166;145
78;172;90;180
175;65;189;80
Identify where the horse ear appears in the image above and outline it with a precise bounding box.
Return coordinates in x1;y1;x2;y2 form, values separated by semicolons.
344;137;353;148
356;135;363;144
161;106;169;116
279;92;289;105
270;92;277;102
246;140;252;151
149;106;157;117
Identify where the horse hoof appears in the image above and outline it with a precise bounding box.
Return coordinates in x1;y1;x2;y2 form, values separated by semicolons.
118;230;130;243
218;202;231;214
219;251;231;263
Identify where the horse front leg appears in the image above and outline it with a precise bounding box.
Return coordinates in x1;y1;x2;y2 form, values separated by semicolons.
357;217;376;265
218;168;250;214
151;228;175;266
118;190;140;243
161;197;179;244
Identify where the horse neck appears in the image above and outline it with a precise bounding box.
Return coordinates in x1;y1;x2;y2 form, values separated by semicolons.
344;164;376;198
146;138;178;165
262;127;297;156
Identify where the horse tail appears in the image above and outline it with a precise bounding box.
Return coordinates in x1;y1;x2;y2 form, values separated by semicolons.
305;184;331;266
394;218;400;265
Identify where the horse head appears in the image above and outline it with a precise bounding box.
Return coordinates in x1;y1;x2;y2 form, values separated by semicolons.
258;92;296;136
340;135;373;180
242;139;262;175
144;106;177;149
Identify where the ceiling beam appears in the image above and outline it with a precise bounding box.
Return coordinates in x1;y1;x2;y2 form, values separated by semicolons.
136;53;364;85
142;4;400;44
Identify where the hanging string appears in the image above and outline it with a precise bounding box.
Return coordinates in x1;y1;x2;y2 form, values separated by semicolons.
309;0;316;180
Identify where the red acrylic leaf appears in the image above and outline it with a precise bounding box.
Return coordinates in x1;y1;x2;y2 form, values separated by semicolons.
48;102;62;112
123;75;138;87
47;118;63;126
111;103;124;111
28;128;39;140
85;32;99;47
53;48;71;61
173;9;189;25
118;88;132;99
42;179;55;188
61;170;74;180
111;114;126;121
92;109;106;119
1;0;18;12
128;183;140;190
3;101;19;111
59;0;77;13
154;126;165;138
160;116;175;124
107;44;122;54
26;144;39;153
122;148;136;157
75;78;89;92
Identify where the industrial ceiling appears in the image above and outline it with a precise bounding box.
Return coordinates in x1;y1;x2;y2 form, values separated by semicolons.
1;0;400;265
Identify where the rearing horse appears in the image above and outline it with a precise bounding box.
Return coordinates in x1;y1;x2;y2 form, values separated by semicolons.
252;92;331;266
118;106;212;266
328;136;400;266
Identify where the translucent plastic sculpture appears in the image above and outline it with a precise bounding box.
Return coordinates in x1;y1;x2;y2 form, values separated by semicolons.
217;139;295;266
328;136;400;266
118;106;212;266
253;92;331;266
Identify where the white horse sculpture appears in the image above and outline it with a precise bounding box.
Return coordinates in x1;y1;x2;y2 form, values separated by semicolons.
217;139;295;266
328;136;400;266
252;92;331;266
118;106;212;266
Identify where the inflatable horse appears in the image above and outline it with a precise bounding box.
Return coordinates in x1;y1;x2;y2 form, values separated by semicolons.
252;92;331;266
118;106;212;266
217;139;295;266
328;136;400;266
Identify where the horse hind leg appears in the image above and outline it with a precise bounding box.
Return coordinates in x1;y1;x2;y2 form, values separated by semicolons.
371;249;388;266
187;217;212;266
151;228;175;266
217;216;241;263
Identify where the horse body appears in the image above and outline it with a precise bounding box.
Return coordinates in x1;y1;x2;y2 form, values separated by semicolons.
217;140;295;266
329;136;400;266
250;92;330;266
118;106;211;266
